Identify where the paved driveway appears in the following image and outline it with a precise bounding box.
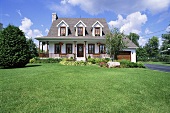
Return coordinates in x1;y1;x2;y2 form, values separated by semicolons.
145;64;170;72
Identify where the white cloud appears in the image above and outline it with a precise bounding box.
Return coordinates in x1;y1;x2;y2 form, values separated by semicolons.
19;17;43;39
16;10;22;17
48;1;75;16
45;28;49;34
166;26;170;32
145;28;152;34
138;37;148;47
108;12;147;34
142;0;170;14
60;0;170;15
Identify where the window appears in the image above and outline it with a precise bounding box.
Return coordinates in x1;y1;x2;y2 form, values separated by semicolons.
88;44;95;54
95;27;100;36
78;27;83;36
54;44;61;54
99;44;105;54
60;27;66;36
66;44;72;54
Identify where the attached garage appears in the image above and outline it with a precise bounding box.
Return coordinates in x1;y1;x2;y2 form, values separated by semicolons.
117;51;131;61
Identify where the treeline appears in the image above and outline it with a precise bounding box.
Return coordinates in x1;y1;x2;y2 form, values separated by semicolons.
127;26;170;63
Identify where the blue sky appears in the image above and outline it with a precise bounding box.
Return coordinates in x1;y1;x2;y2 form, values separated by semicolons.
0;0;170;46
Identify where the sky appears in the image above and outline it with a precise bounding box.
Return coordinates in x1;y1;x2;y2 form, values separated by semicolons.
0;0;170;47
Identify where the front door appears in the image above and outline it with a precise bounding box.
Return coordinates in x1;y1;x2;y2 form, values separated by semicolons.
77;44;84;57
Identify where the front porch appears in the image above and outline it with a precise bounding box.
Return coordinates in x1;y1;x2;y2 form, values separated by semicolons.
39;53;108;60
38;40;108;61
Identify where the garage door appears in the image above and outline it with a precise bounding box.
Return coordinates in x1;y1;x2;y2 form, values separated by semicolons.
117;51;131;61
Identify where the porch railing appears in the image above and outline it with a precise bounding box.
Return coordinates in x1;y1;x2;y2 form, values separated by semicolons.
39;53;109;59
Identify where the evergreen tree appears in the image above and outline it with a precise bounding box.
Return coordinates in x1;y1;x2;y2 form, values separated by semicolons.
27;38;38;58
0;25;30;68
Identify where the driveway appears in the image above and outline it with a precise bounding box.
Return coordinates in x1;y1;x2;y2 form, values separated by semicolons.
145;64;170;72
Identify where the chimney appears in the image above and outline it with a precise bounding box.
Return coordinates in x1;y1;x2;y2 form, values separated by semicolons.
52;13;58;22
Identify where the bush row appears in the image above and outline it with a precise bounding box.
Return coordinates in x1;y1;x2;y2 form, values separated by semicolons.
87;58;110;64
158;55;170;63
137;55;170;63
29;58;62;63
29;57;145;68
60;61;92;66
119;60;145;68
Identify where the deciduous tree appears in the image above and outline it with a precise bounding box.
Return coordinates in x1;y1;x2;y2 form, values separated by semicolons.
145;36;159;58
127;32;139;47
105;28;126;60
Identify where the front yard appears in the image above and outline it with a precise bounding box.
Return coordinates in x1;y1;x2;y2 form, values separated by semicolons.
0;63;170;112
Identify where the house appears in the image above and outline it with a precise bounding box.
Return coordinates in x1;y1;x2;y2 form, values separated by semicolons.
35;13;138;62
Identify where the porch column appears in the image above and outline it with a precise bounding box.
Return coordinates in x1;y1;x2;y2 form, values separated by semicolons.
74;41;77;60
59;42;63;57
39;41;40;56
46;41;49;53
84;41;87;61
42;42;44;53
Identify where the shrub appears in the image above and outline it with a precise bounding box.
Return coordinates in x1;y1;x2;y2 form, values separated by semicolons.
30;58;62;63
87;58;95;64
29;58;36;63
99;62;107;67
158;55;170;63
95;58;101;64
59;61;90;66
88;55;91;59
120;60;145;68
0;25;30;68
105;58;110;62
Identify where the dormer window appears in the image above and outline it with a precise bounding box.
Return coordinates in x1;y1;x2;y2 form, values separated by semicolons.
60;27;66;36
95;27;100;36
78;27;83;36
92;21;104;37
74;20;87;36
57;20;69;36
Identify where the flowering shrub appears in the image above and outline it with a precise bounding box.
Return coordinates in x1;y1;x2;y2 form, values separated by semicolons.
59;61;92;66
99;62;107;67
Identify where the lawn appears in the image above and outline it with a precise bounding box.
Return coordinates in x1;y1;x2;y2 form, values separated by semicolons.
0;63;170;113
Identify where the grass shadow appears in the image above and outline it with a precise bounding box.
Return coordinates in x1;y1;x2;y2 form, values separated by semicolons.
0;64;41;69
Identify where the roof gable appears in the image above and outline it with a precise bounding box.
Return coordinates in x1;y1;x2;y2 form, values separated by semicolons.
92;21;104;27
74;20;87;27
57;20;69;27
47;18;110;37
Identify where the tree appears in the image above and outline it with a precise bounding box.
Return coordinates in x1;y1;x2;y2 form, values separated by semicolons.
127;32;139;47
144;36;159;58
105;28;126;60
136;46;148;61
161;25;170;55
27;38;38;58
0;25;30;68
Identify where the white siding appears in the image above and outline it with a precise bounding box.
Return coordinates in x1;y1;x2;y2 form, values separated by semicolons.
123;48;136;62
49;42;54;54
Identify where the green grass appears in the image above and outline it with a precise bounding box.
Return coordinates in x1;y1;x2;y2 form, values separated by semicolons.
143;61;170;66
1;64;170;113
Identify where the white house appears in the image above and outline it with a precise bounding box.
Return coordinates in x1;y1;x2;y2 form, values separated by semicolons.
35;13;138;62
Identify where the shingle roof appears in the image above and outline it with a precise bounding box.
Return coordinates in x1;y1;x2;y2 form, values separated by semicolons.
123;37;138;48
47;18;110;37
36;18;138;48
